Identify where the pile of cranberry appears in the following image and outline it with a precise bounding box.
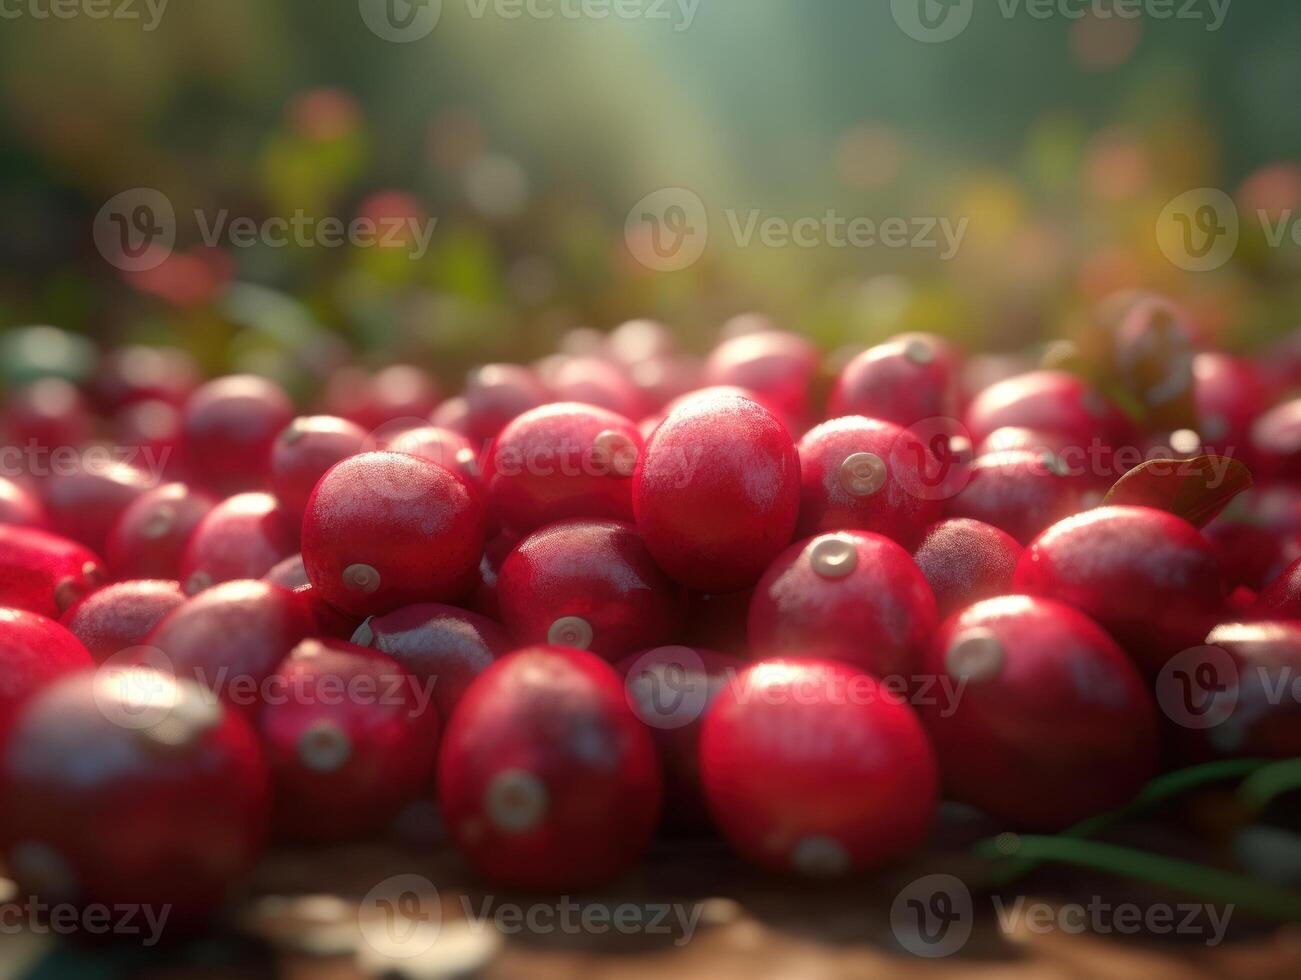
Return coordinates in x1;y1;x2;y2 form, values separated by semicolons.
1;306;1300;929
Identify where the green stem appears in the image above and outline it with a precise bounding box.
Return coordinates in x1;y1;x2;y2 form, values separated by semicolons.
1239;758;1301;812
973;835;1301;922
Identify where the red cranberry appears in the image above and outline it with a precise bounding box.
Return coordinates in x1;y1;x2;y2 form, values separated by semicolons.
0;670;268;926
1204;520;1291;592
323;364;440;431
60;580;186;663
381;425;480;484
144;580;314;713
498;519;687;660
795;415;942;544
547;356;645;420
627;355;701;413
976;426;1075;459
482;403;642;535
1111;295;1198;425
828;334;960;427
703;330;819;425
1227;584;1258;615
296;583;364;639
352;603;511;719
181;375;294;495
748;531;936;678
964;370;1132;451
41;459;153;555
258;638;440;842
1251;554;1301;619
430;395;470;434
105;482;216;580
468;530;517;620
263;553;310;589
3;378;92;450
1251;398;1301;481
699;658;937;876
0;525;105;619
301;452;487;616
95;345;199;409
948;449;1098;545
179;492;298;595
270;415;368;525
1015;505;1225;675
912;518;1023;617
616;645;745;831
1193;353;1269;463
112;399;183;477
0;475;47;528
607;318;677;366
437;646;661;889
0;608;93;733
920;595;1157;829
463;364;550;445
634;390;799;593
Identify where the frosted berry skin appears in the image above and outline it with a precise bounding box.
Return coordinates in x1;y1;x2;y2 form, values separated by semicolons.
179;492;298;595
795;415;941;545
920;596;1157;829
748;532;936;678
0;671;269;927
3;378;92;450
302;452;487;617
181;374;295;495
60;580;186;663
699;658;937;876
1015;506;1226;676
437;646;661;890
105;482;216;581
482;403;642;535
964;369;1132;451
1193;353;1269;463
703;330;819;426
0;525;106;619
616;646;745;831
0;608;93;735
828;334;960;427
912;519;1023;618
381;425;480;485
352;602;512;719
634;390;800;593
0;475;47;528
258;639;441;843
40;460;153;555
463;363;551;445
1251;398;1301;481
947;449;1096;545
270;415;368;525
498;519;688;661
144;580;314;713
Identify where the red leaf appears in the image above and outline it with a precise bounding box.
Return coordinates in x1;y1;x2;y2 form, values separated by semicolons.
1102;455;1253;529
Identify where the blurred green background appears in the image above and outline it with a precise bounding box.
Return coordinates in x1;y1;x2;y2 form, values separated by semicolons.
0;0;1298;384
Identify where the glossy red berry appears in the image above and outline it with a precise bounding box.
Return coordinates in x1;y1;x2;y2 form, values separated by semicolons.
1251;554;1301;619
607;318;677;366
0;475;47;528
948;449;1097;545
0;525;105;619
912;518;1023;618
463;363;550;445
144;580;314;713
498;519;687;660
3;378;92;450
1015;506;1225;675
94;345;200;409
302;452;486;617
965;370;1131;451
1193;353;1269;463
482;403;642;535
1203;520;1291;592
1251;398;1301;481
179;492;298;595
263;552;309;589
430;395;470;434
60;580;186;663
703;330;819;426
381;425;480;485
352;603;511;719
0;608;93;734
270;415;368;525
181;375;294;495
748;531;936;678
699;658;937;876
795;415;942;544
258;638;440;842
920;595;1157;829
41;459;153;554
547;356;646;420
616;645;745;831
0;670;268;926
635;390;799;593
322;364;440;432
105;481;216;581
828;333;960;427
437;646;661;890
112;399;183;477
